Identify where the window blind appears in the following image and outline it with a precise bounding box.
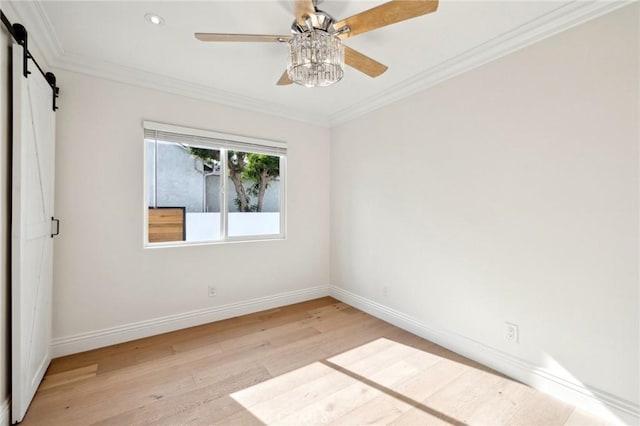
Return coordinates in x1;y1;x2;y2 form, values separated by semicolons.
143;122;286;157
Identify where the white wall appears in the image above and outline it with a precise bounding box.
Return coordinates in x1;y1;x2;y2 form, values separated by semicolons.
52;70;330;346
331;3;638;422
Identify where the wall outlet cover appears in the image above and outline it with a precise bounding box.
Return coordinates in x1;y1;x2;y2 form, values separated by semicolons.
504;322;519;343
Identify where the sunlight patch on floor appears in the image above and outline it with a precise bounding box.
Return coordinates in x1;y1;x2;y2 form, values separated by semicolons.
231;337;499;425
230;337;610;426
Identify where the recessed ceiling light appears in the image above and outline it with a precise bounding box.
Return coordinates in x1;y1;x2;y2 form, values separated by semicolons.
144;13;164;26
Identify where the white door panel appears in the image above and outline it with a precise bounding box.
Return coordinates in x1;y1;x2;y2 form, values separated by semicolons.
11;45;56;424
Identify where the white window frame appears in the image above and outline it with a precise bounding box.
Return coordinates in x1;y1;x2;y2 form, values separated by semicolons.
143;121;287;247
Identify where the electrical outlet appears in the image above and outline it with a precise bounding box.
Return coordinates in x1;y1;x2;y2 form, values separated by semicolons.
504;322;518;343
208;286;217;297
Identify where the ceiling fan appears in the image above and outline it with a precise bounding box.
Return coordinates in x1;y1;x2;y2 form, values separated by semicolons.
195;0;439;87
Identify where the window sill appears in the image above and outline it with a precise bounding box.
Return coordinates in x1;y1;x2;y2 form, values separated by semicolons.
144;235;286;249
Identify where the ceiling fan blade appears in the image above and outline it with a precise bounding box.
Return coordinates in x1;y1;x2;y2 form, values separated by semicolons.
334;0;439;39
277;71;293;86
195;33;291;43
344;46;388;78
294;0;316;25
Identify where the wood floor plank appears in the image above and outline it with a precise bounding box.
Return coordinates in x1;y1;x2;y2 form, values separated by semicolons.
420;367;506;424
231;362;330;408
276;352;437;425
281;379;383;425
261;345;331;378
38;364;98;391
26;342;269;423
22;297;606;426
327;336;395;366
464;377;537;425
387;358;469;406
93;365;271;426
325;349;467;425
505;390;575;425
335;393;419;426
96;343;177;374
217;317;320;352
148;394;262;426
388;405;452;426
233;364;354;424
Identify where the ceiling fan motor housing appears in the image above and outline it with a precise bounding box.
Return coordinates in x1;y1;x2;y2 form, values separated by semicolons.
290;9;339;35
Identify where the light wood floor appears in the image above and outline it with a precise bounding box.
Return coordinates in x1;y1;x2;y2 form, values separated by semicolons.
23;297;605;425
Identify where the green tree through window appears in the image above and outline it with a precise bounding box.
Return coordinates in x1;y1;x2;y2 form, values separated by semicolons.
186;147;279;212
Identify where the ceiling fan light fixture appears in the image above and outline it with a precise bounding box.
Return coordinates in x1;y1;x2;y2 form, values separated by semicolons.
287;30;344;87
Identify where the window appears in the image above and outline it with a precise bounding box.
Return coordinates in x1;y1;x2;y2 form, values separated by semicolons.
144;121;286;246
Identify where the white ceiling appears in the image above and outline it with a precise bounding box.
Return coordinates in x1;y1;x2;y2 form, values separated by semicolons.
7;1;630;125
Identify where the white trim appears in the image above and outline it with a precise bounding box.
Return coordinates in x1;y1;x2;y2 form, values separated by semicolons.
220;148;229;241
329;286;640;426
143;121;286;150
329;0;634;126
2;1;63;67
8;0;632;128
0;398;9;426
142;128;150;246
55;53;325;126
51;286;330;357
279;155;287;239
219;234;284;243
143;235;285;249
220;147;229;240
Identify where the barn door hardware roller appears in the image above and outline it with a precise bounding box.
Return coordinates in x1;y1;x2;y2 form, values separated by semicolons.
0;10;61;111
45;72;60;111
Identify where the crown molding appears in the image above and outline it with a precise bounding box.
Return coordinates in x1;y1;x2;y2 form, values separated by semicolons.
6;0;633;129
328;0;634;126
5;1;327;127
50;53;329;127
3;0;64;67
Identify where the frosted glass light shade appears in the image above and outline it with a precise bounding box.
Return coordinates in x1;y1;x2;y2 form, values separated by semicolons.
287;30;344;87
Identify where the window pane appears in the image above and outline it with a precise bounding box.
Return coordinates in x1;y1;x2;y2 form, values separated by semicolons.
147;140;221;243
144;123;287;246
227;151;281;237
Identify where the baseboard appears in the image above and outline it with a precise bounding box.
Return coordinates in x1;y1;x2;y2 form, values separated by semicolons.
52;285;330;357
329;286;640;426
0;397;9;426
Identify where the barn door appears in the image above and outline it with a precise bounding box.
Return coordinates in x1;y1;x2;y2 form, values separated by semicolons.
11;45;57;423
